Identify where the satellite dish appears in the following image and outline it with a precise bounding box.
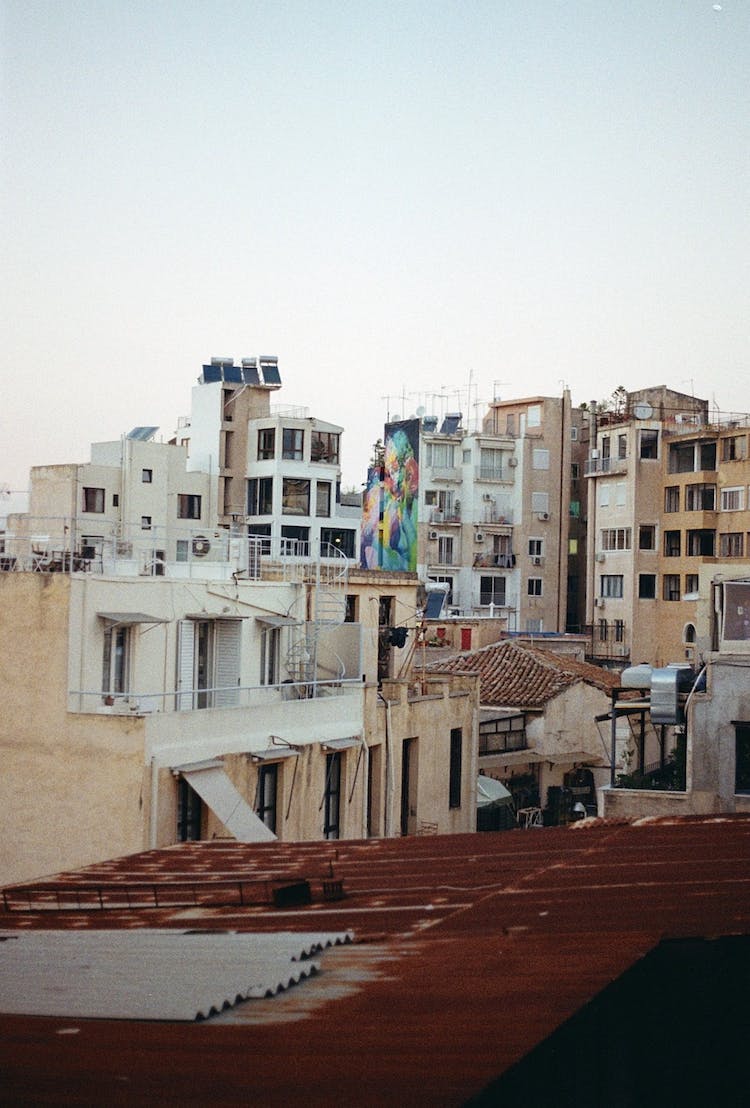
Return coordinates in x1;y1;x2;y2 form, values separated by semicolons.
633;402;653;420
416;405;426;417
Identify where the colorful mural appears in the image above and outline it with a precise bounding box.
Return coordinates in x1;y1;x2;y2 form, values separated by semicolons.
359;419;420;572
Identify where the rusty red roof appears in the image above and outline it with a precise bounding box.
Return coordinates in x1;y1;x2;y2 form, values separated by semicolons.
1;816;749;1105
424;638;619;707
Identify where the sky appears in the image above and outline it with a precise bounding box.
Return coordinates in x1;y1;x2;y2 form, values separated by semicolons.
2;0;749;498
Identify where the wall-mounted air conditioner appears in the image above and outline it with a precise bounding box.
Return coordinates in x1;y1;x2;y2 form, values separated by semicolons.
531;555;543;566
474;532;484;542
594;598;605;608
428;529;439;540
508;457;518;467
537;512;550;521
595;552;606;563
483;493;494;502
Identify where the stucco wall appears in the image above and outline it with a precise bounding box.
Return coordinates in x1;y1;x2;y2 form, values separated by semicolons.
0;574;148;885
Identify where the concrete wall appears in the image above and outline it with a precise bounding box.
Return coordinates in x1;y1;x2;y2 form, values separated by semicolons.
0;574;148;885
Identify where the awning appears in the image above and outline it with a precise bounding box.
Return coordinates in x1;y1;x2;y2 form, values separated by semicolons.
256;615;300;627
97;612;168;625
184;612;242;621
174;759;275;842
321;737;362;752
250;747;300;763
477;777;513;809
480;749;605;768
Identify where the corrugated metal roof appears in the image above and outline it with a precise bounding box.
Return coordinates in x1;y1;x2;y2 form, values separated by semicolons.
1;817;749;1105
0;929;352;1021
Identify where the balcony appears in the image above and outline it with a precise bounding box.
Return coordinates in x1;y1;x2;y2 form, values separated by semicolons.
584;455;628;477
475;465;513;483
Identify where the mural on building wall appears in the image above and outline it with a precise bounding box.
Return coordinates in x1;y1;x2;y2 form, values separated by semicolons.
359;419;420;571
360;465;383;570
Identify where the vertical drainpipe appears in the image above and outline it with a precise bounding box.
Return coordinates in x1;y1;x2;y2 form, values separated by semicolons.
610;687;618;788
149;757;159;849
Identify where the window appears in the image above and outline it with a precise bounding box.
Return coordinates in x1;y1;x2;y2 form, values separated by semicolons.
528;538;543;557
664;486;680;512
142;468;152;483
639;525;656;550
569;538;578;555
449;729;462;809
282;427;304;460
479;447;503;479
686;483;716;511
316;482;331;517
82;487;105;513
615;482;626;507
506;413;515;435
663;574;681;601
141;516;152;531
260;625;280;686
601;436;611;460
112;494;119;507
685;574;699;595
668;442;695;474
617;434;627;460
532;448;549;470
638;574;656;599
571;462;580;480
323;752;342;839
344;595;358;623
320;528;356;558
282;478;310;515
664;530;681;557
600;575;623;598
480;576;506;606
570;425;579;441
598;619;608;642
687;529;715;556
614;619;625;643
601;528;631;551
430;575;454;605
639;429;659;459
247;477;273;515
526;618;543;632
735;725;750;794
437;536;454;565
257;428;276;460
177;494;201;520
531;491;549;514
528;577;543;596
257;763;279;833
527;404;541;427
722;435;746;462
699;441;717;471
570;500;580;518
177;778;202;842
176;539;189;562
426;441;455;468
462;449;472;463
177;618;241;709
102;624;130;697
720;532;744;557
310;431;340;463
281;525;309;552
599;485;610;508
721;487;744;512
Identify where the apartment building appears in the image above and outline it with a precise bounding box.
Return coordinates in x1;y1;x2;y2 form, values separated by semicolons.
362;391;584;636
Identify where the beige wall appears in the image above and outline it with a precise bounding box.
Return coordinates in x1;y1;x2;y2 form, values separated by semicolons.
0;574;149;885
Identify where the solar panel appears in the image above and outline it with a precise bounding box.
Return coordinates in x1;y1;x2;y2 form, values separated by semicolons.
440;414;462;435
242;363;260;385
126;426;159;441
223;364;242;383
259;358;281;385
425;591;445;618
201;364;222;383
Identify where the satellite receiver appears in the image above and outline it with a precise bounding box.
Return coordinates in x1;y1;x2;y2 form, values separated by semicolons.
633;402;653;420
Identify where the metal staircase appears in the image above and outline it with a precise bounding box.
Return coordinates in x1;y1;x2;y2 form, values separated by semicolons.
285;543;349;690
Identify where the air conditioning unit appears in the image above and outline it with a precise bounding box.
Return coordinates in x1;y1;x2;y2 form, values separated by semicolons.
474;532;484;543
483;493;494;502
594;598;605;608
428;529;439;540
531;555;543;566
508;457;518;468
590;448;599;460
537;512;550;521
595;552;606;563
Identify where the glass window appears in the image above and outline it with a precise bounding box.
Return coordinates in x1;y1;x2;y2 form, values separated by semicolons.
721;487;744;512
699;441;717;470
638;574;656;599
260;626;280;686
102;624;130;697
257;763;278;833
82;487;105;513
528;538;543;557
310;431;340;464
600;575;623;598
686;483;716;511
247;476;273;515
282;428;304;460
479;448;503;479
687;529;715;556
177;494;202;520
639;525;656;550
320;528;356;558
480;576;506;605
257;428;275;460
427;442;455;468
720;532;744;557
316;482;331;517
601;436;611;460
528;577;543;596
601;528;631;551
735;724;750;794
282;478;310;515
176;539;189;562
639;429;659;459
617;434;627;459
141;516;151;531
685;575;699;595
531;491;549;514
437;536;454;565
142;468;152;483
664;486;680;512
668;442;695;474
323;752;342;839
663;574;681;601
599;485;610;508
722;436;747;462
532;448;549;470
664;530;681;557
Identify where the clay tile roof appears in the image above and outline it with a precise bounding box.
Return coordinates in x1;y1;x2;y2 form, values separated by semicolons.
424;639;619;708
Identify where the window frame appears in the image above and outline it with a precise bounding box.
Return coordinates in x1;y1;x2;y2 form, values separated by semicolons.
177;493;202;520
449;728;462;809
82;486;105;514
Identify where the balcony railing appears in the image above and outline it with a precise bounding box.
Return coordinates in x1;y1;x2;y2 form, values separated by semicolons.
584;456;628;476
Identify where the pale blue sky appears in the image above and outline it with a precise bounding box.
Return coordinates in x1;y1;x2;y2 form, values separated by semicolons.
2;0;748;492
